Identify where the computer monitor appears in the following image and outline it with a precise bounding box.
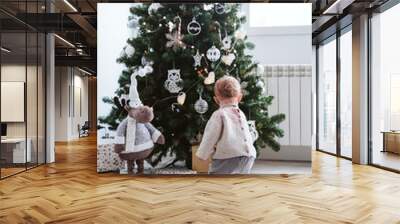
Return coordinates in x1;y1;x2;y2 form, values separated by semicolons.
1;123;7;137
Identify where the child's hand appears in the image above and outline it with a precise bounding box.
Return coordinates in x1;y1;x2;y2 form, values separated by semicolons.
196;156;208;161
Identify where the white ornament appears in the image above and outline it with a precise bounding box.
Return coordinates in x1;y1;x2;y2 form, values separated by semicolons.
206;45;221;62
138;65;153;77
141;56;153;66
241;81;248;89
256;80;266;94
167;21;175;32
203;4;213;11
177;92;186;105
164;81;182;94
164;69;183;93
166;16;185;51
257;64;265;75
241;81;249;95
204;71;215;85
165;30;185;51
234;30;246;40
124;45;135;57
187;17;201;36
144;65;153;74
214;3;225;14
167;69;181;82
193;50;202;68
222;36;232;50
127;16;139;29
194;95;208;114
148;3;162;15
248;120;259;141
221;53;236;66
137;68;146;77
256;80;264;88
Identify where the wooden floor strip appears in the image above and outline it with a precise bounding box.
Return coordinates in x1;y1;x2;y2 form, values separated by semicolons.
0;135;399;223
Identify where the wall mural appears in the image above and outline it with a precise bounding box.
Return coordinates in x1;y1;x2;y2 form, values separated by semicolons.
97;3;312;175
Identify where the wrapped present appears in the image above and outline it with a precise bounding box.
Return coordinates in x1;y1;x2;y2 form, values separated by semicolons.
192;145;211;174
97;144;124;173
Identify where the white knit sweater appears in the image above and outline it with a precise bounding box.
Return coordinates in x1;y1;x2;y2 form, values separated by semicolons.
196;104;256;160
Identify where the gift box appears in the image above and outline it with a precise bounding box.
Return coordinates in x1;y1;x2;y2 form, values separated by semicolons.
97;144;124;173
191;145;211;174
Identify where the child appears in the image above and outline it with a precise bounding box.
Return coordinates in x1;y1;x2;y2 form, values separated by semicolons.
196;76;256;174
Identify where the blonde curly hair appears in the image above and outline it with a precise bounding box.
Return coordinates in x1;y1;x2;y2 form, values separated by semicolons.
214;76;241;98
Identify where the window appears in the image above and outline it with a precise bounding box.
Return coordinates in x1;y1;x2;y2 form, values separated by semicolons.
318;37;337;154
370;3;400;171
340;29;352;158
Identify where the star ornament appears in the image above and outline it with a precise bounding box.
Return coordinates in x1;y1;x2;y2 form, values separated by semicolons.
165;31;186;51
193;50;202;68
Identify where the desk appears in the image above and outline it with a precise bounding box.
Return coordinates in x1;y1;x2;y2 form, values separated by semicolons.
382;131;400;154
1;138;31;164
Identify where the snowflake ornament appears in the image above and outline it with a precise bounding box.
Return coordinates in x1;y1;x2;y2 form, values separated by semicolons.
166;31;186;51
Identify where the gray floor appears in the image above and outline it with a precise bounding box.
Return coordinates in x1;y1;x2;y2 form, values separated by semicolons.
251;160;312;174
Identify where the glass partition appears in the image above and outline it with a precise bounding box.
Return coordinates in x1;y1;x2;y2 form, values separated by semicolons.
1;30;28;177
339;29;352;158
317;36;337;155
370;4;400;171
0;1;46;179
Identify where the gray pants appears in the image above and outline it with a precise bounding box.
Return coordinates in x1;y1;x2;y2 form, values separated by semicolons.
209;156;255;174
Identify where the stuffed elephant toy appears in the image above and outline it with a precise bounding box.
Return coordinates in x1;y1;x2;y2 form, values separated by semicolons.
115;105;165;174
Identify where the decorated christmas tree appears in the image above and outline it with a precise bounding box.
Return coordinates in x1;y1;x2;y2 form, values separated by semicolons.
99;3;285;168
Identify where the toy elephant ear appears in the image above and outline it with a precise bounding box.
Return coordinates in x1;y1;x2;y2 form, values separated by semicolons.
113;96;123;109
124;100;131;111
121;98;126;107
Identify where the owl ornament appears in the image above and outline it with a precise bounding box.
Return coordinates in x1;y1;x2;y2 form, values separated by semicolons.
164;69;183;93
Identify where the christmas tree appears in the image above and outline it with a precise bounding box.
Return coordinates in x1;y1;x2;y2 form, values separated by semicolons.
99;3;285;168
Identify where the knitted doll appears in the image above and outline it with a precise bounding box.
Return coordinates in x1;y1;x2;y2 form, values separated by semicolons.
114;73;165;174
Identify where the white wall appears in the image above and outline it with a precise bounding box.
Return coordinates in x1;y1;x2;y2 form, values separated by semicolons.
96;3;313;161
55;67;89;141
97;3;136;119
243;4;313;161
